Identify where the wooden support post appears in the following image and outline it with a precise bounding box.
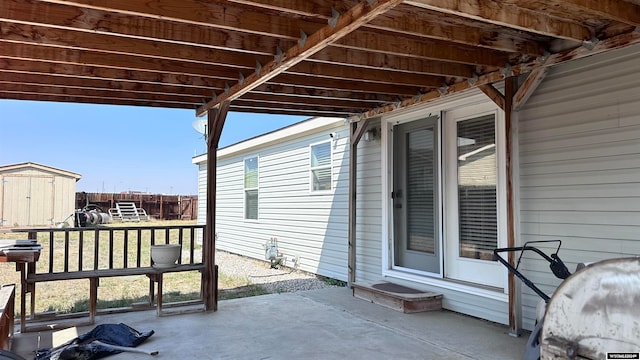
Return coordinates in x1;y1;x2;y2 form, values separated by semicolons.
505;76;522;336
203;101;229;311
348;118;372;287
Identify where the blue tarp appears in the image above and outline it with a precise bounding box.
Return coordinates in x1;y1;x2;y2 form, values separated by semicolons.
35;323;154;360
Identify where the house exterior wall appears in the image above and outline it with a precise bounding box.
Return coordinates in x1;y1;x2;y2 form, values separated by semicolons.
193;44;640;329
195;118;352;280
0;163;79;227
517;44;640;330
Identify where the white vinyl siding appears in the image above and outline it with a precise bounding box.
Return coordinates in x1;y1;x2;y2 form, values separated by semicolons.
195;118;351;281
353;120;384;283
517;44;640;330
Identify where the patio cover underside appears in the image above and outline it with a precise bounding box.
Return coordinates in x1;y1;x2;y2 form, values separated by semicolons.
2;0;640;335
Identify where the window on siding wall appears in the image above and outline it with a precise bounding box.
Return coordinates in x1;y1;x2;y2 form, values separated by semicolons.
457;114;497;260
244;156;259;220
310;141;332;192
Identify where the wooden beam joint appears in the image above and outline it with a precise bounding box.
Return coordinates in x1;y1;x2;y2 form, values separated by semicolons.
195;0;403;117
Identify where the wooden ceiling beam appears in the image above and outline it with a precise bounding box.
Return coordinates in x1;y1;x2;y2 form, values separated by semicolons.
0;58;224;89
0;82;203;104
224;0;544;55
231;99;356;115
270;73;421;96
405;0;592;42
226;0;357;18
0;92;194;109
196;0;405;116
240;93;372;110
288;61;445;88
0;22;272;69
0;0;292;55
311;47;474;78
336;30;512;67
0;42;245;80
252;83;401;104
368;8;544;55
38;0;325;38
357;30;640;121
0;72;213;98
228;104;350;117
535;0;640;27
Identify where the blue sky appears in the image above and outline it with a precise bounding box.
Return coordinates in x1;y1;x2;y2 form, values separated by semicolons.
0;100;307;195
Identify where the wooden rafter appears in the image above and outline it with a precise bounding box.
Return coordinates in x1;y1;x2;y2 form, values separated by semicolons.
37;0;325;38
0;42;246;80
241;92;374;110
311;47;475;78
0;0;290;56
0;58;224;89
0;72;212;98
0;22;270;69
0;82;202;104
196;0;405;116
405;0;592;42
1;0;638;116
356;30;640;121
288;61;445;88
252;83;401;104
368;8;544;55
523;0;640;27
0;91;195;108
335;30;512;67
270;73;421;96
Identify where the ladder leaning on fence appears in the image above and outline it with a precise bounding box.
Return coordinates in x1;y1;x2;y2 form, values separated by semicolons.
108;202;148;222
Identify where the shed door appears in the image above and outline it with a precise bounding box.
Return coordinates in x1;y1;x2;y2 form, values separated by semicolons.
2;176;54;227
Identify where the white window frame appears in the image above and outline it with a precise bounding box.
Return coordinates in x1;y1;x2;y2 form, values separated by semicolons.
442;103;507;288
309;140;333;194
243;155;259;221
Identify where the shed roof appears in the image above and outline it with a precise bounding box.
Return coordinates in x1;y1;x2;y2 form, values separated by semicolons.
0;162;82;180
1;0;639;119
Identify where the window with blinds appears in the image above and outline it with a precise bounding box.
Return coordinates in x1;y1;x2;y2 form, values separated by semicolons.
310;141;332;192
406;128;436;254
244;156;259;220
456;114;497;260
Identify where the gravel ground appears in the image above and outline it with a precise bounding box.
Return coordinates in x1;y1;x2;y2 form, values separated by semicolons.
216;251;341;294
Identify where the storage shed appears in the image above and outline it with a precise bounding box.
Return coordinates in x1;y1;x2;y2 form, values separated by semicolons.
0;162;81;228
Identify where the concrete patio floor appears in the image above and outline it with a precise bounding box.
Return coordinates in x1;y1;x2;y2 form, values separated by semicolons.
12;287;527;359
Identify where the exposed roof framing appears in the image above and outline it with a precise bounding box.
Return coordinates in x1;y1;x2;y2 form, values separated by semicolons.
1;0;639;118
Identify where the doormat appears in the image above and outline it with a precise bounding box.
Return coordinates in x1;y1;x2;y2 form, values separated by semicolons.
372;282;424;294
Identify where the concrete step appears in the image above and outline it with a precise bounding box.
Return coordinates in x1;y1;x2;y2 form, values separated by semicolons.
352;281;442;313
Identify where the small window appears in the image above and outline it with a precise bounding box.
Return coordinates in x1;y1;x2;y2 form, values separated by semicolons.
310;141;332;192
244;156;258;220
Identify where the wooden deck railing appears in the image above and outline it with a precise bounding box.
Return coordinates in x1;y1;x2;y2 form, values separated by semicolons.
10;224;206;332
19;225;204;273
